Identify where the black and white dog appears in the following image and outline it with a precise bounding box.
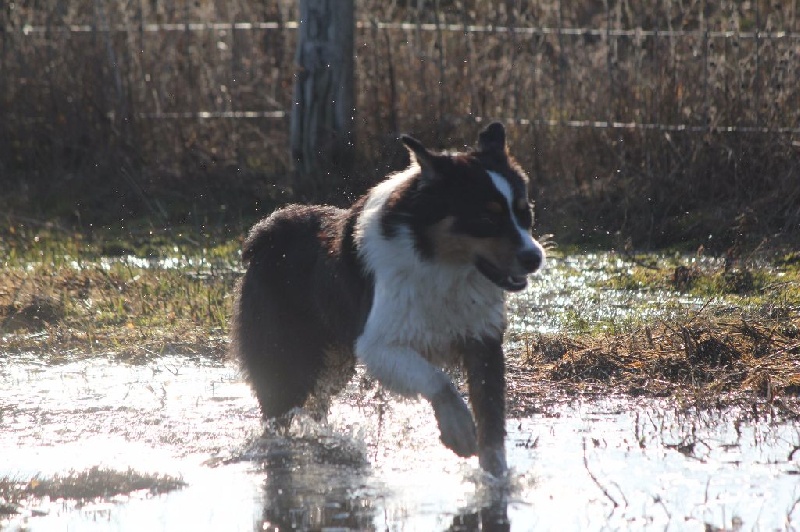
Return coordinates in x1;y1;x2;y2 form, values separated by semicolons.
231;122;545;476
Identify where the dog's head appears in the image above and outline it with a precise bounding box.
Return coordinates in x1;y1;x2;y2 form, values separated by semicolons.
400;122;545;292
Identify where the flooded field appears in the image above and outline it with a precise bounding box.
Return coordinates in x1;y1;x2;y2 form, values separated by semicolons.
2;254;799;531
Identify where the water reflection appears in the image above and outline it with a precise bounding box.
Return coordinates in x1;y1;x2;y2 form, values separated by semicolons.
2;353;799;531
250;430;376;530
238;411;515;531
248;433;512;532
508;254;717;337
448;498;510;532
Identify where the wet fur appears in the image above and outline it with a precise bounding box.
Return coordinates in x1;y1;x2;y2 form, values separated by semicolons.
231;203;372;418
231;123;544;475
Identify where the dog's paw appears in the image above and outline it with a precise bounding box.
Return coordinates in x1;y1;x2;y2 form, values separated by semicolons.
431;387;478;457
479;445;508;477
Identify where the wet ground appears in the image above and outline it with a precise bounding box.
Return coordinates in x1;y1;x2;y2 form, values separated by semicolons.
2;255;799;531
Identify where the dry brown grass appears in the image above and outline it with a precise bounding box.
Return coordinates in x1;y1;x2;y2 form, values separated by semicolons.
0;243;235;362
512;314;800;412
1;1;799;247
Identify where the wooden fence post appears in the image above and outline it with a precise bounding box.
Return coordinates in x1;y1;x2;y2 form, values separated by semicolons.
290;0;355;197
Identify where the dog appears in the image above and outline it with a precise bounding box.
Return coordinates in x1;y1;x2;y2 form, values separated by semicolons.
231;122;545;476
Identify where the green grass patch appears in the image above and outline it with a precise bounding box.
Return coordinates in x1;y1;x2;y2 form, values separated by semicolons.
600;254;800;302
1;225;242;361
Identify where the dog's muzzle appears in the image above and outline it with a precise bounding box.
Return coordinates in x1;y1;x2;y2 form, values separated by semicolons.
476;245;544;292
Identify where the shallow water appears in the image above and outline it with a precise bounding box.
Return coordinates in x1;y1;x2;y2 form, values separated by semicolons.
509;254;717;337
2;255;798;531
1;354;798;531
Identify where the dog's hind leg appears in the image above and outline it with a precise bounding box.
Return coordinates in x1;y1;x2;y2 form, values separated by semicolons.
304;346;356;421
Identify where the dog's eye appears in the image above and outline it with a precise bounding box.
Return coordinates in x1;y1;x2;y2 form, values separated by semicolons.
478;213;496;225
478;202;504;226
485;201;504;215
514;200;533;228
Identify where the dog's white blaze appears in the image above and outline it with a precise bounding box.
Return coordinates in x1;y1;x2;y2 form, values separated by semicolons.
354;166;506;400
487;170;540;254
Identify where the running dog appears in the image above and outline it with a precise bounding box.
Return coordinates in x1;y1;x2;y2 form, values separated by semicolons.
231;122;545;476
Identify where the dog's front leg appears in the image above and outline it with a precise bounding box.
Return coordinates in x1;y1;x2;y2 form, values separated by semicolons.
463;337;507;476
356;335;477;458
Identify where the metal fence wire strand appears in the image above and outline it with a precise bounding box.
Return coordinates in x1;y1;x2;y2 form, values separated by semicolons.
2;1;800;186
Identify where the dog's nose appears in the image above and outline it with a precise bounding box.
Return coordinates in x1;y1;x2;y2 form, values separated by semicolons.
517;249;542;273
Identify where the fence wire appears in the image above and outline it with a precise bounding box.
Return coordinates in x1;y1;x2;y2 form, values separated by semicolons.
2;1;799;183
12;20;800;40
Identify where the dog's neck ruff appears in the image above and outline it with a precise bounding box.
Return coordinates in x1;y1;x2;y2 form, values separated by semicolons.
354;167;506;350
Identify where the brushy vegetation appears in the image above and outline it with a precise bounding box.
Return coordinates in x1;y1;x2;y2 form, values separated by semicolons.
1;0;799;249
518;315;800;403
0;466;185;511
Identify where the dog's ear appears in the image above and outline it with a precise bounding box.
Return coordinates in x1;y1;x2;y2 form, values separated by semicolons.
401;134;444;182
401;134;435;166
477;121;507;156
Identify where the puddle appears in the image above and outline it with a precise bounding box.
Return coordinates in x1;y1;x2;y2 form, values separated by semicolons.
509;254;717;337
2;254;799;530
2;354;799;531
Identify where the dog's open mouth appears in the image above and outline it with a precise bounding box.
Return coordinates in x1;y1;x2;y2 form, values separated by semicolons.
475;257;528;292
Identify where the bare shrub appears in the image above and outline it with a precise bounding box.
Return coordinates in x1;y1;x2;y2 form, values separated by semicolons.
1;0;797;244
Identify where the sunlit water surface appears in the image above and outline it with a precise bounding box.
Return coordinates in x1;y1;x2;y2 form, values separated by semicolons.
2;255;798;531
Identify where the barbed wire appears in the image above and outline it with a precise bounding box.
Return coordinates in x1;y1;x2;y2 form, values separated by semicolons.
496;117;800;134
137;110;287;120
10;20;800;41
11;111;794;134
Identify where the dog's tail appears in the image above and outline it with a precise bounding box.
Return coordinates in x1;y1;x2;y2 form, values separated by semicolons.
230;210;325;419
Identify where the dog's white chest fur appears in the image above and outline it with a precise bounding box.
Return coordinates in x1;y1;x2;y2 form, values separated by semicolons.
372;250;505;365
355;170;506;367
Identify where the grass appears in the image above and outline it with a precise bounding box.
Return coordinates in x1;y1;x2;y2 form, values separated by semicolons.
517;314;800;403
1;226;238;362
2;226;799;411
601;253;800;300
510;251;800;412
0;466;185;511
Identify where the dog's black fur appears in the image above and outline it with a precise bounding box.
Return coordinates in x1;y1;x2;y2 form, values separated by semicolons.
231;123;544;475
232;203;372;418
